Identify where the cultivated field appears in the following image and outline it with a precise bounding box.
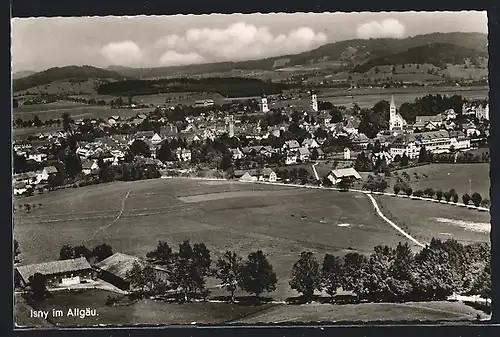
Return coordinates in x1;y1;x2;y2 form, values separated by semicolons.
13;101;150;121
14;178;490;301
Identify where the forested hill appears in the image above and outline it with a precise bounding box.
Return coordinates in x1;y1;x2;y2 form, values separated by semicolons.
350;43;488;73
13;65;129;92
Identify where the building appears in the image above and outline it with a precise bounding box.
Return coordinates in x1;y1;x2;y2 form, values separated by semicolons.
194;99;215;107
413;114;444;131
230;148;244;160
95;253;146;290
389;95;407;131
326;168;362;185
82;160;99;175
302;138;320;149
310;91;318;112
476;104;489;120
35;166;58;183
297;147;311;162
15;257;94;288
239;171;258;182
260;94;270;113
176;148;192;162
344;148;351;160
262;168;277;182
389;130;471;160
228;114;235;138
283;140;300;152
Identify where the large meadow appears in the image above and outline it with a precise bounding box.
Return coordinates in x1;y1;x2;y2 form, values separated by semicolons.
14;177;490;300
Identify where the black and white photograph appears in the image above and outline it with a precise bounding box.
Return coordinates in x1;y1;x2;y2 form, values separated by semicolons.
11;10;491;328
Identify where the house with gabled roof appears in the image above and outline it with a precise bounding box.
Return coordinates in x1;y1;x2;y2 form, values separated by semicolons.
15;257;94;288
297;147;311;162
327;168;362;185
302;138;320;149
262;168;277;182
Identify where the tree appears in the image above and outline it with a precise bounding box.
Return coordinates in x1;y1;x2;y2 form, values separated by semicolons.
239;250;278;299
321;253;342;299
436;190;444;201
424;188;435;198
404;187;413;196
340;252;369;297
400;153;409;167
93;243;113;262
289;251;322;302
13;98;19;108
336;178;353;191
310;148;319;161
128;139;151;158
126;261;158;295
393;184;401;195
354;151;372;172
14;239;21;263
444;191;452;202
192;242;212;278
462;193;471;205
215;251;243;302
471;192;482;207
59;244;74;260
418;147;430;163
146;241;174;266
73;245;92;259
452;193;459;203
169;240;208;302
28;273;49;301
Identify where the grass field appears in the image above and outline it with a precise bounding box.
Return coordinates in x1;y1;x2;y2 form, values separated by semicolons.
15;288;487;327
13;101;150;121
390;163;490;199
375;195;490;245
13;126;62;139
14;178;491;301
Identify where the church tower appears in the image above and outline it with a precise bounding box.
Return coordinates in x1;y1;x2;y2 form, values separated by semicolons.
310;90;318;112
389;95;401;131
260;94;269;113
228;114;235;138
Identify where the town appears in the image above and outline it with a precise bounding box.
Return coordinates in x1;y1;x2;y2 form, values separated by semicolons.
12;11;491;327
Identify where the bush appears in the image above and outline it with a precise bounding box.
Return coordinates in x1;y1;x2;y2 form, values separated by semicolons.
105;295;121;306
452;193;459;203
462;193;471;205
413;190;424;197
393;185;400;195
424;188;435;198
480;199;490;208
444;191;452;202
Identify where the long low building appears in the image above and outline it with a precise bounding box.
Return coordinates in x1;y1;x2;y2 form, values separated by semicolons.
15;257;95;288
390;130;471;159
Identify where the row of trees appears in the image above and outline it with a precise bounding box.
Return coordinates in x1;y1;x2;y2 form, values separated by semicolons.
127;240;278;303
125;238;491;305
59;243;113;263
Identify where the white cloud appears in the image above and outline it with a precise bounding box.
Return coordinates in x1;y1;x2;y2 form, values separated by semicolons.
356;19;406;39
154;22;328;63
100;41;144;65
159;51;206;66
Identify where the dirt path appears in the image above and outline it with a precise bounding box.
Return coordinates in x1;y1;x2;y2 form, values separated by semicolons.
86;189;132;243
366;194;425;248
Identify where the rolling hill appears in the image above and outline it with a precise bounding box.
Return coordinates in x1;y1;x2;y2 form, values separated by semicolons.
107;32;487;78
12;65;129;93
12;70;36;80
350;43;488;73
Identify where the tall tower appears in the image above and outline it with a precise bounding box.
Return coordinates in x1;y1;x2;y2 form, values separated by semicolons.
260;94;269;113
310;91;318;112
389;95;398;131
229;114;235;138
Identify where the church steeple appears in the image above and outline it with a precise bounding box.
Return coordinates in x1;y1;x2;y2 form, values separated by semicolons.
390;95;396;110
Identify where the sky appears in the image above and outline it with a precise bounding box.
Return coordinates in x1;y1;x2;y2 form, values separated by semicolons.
11;11;487;73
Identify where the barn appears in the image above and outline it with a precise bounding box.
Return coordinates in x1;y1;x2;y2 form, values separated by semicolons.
15;257;94;288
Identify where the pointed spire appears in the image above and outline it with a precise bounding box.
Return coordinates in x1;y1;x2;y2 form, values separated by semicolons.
390;94;395;107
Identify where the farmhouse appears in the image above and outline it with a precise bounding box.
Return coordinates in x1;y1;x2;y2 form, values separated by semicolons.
327;168;362;185
283;140;300;152
95;253;146;291
176;148;192;162
297;147;311;162
302;138;319;149
35;166;59;183
262;168;278;182
15;257;94;288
